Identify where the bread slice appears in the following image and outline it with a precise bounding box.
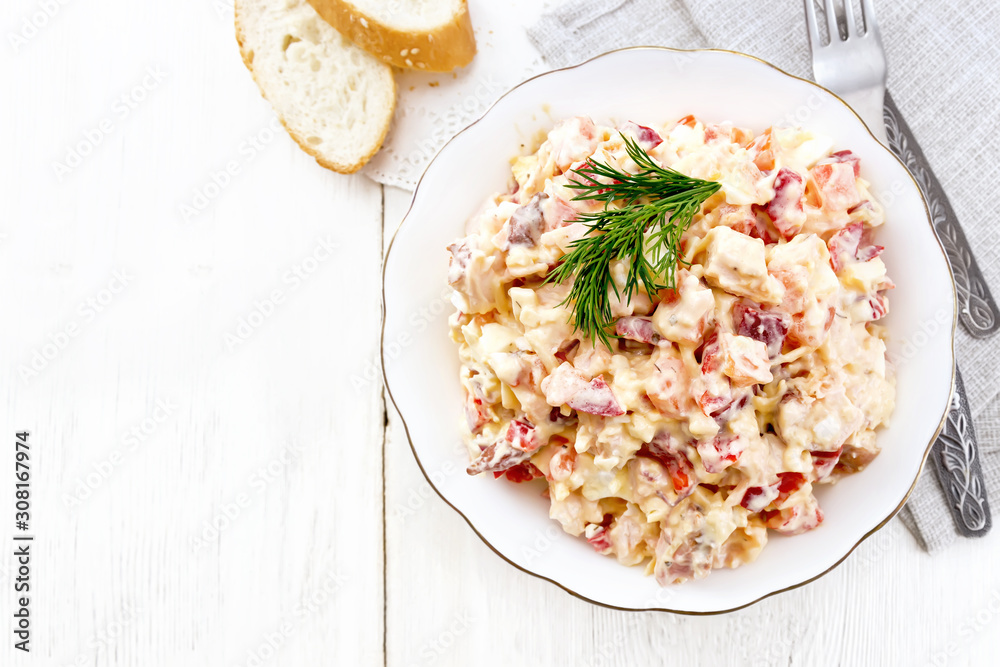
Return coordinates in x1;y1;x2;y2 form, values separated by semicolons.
235;0;396;173
307;0;476;72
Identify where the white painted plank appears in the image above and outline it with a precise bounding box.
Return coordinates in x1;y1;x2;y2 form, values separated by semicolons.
382;186;1000;667
0;1;384;665
2;0;998;665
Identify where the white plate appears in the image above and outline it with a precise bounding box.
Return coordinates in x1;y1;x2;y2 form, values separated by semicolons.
381;47;955;614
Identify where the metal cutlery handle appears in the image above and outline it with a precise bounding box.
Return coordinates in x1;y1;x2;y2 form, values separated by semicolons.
929;368;992;537
883;92;1000;338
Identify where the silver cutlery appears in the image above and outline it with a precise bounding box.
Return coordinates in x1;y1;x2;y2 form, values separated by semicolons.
804;0;992;537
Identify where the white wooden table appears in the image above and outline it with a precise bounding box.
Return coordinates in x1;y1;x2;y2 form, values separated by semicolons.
3;1;998;666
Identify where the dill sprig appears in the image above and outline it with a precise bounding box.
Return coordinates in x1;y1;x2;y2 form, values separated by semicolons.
544;134;721;349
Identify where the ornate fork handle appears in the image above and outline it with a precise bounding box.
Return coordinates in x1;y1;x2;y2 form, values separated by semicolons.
883;92;1000;338
928;369;992;536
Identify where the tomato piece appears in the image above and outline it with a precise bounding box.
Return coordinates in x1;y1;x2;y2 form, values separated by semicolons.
733;300;789;358
547;446;576;482
735;205;777;243
586;525;613;552
764;505;824;535
614;316;660;344
776;472;806;502
696;433;747;473
829;150;861;177
676;114;698;128
498;462;543;483
553;339;580;363
696;333;732;416
747;128;775;171
621;120;663;150
646;354;690;419
464;392;490;433
543;195;579;229
811;161;861;212
466;441;530;476
709;393;750;424
739;482;781;513
860;293;889;321
542;364;626;417
828;222;884;273
810;448;843;481
571;376;626;417
639;435;695;496
505;419;540;453
697;391;730;417
765;167;807;239
699;332;722;374
828;222;863;272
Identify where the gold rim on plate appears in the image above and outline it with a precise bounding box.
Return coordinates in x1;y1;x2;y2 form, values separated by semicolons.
380;46;957;615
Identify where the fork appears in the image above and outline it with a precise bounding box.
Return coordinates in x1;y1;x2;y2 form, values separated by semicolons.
804;0;887;143
804;0;998;338
803;0;993;538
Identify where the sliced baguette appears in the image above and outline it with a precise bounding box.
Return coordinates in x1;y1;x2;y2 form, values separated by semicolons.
307;0;476;72
235;0;396;174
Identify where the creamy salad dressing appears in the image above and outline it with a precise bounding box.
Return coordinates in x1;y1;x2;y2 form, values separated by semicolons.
447;115;896;585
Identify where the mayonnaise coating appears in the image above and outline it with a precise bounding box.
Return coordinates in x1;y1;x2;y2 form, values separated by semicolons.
447;116;895;585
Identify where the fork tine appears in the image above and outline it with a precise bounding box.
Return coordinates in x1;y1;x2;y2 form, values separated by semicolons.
843;0;857;38
823;0;841;42
803;0;821;47
860;0;880;36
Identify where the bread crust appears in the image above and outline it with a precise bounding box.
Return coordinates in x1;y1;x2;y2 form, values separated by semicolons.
235;1;396;174
307;0;476;72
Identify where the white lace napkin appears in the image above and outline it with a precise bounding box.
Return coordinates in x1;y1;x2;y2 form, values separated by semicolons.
526;0;1000;552
361;0;552;189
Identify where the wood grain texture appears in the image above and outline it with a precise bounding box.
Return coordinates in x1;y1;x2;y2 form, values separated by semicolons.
1;1;383;665
1;1;998;666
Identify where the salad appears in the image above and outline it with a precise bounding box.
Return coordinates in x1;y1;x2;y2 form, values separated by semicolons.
446;115;895;585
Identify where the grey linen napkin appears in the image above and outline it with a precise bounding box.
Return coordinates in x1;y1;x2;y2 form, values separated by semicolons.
528;0;1000;552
